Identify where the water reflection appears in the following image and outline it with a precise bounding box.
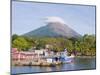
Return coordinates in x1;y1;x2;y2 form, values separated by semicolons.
56;65;61;71
46;67;52;71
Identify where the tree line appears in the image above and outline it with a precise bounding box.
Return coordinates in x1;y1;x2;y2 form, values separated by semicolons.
12;34;96;56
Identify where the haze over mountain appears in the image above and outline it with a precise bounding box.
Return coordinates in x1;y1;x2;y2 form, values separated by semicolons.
23;17;81;38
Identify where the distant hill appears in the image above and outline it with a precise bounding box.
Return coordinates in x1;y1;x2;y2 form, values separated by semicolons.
23;22;81;38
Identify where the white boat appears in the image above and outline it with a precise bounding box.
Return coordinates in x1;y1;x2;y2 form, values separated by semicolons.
60;54;75;63
65;56;74;63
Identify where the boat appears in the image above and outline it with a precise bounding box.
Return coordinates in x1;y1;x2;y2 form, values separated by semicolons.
60;53;75;64
63;56;74;63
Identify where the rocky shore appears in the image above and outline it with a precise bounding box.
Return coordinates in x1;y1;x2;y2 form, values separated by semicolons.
12;60;62;67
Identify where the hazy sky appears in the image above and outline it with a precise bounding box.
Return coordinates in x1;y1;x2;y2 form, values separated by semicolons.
12;1;96;35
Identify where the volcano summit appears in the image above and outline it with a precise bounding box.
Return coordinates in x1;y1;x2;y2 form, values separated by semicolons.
23;17;81;38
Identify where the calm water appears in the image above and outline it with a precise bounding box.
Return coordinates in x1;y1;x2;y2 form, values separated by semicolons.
11;57;96;74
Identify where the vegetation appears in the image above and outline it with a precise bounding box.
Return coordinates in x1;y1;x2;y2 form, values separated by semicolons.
12;36;29;51
12;34;96;56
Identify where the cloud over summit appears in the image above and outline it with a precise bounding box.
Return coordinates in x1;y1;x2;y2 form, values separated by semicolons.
44;16;66;24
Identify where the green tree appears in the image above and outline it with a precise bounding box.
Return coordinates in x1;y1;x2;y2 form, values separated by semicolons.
12;34;19;42
75;34;96;56
12;37;29;51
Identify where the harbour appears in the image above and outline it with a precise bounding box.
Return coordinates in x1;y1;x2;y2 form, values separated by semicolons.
11;57;96;74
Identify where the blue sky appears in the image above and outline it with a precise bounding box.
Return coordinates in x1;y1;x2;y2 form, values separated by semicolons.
12;1;96;35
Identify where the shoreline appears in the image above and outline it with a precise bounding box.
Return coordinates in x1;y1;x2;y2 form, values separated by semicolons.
12;61;62;67
75;56;96;58
12;56;96;67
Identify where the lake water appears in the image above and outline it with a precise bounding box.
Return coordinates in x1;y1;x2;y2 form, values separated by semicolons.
11;57;96;74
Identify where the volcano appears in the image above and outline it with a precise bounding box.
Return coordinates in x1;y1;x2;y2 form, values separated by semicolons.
23;17;81;38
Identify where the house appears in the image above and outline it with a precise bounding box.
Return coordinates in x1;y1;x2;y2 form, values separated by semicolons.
45;44;53;49
12;48;37;60
34;49;45;56
47;58;53;63
12;48;48;60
